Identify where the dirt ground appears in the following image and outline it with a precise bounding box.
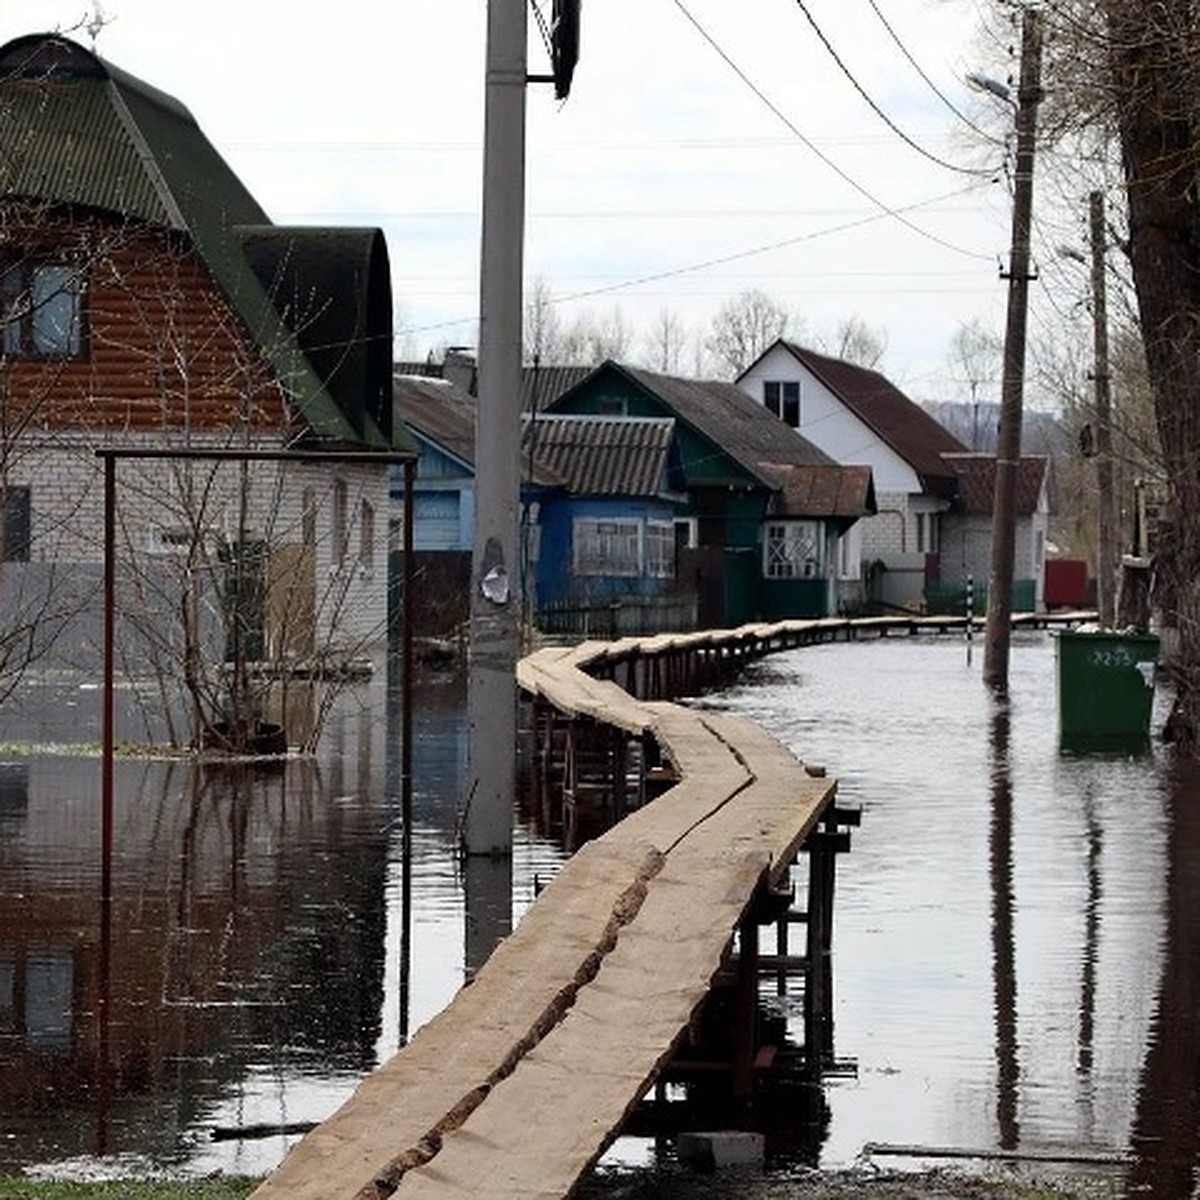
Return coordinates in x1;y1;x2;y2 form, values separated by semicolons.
573;1165;1124;1200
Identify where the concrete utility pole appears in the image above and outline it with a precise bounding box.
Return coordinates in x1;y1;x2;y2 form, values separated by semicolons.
1090;190;1116;628
466;0;527;857
983;8;1043;693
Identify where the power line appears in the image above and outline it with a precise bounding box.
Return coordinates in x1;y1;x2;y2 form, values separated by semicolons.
396;181;995;337
864;0;1007;147
792;0;1000;177
668;0;994;262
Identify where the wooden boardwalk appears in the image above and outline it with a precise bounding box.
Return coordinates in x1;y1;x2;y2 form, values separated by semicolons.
252;632;838;1199
252;612;1091;1199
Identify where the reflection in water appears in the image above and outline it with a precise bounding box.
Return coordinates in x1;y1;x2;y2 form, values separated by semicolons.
988;701;1019;1151
6;634;1200;1192
705;633;1172;1171
0;668;488;1178
1077;787;1101;1115
1125;756;1200;1198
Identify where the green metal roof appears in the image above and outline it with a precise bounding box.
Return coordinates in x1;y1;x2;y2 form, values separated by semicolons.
0;33;413;453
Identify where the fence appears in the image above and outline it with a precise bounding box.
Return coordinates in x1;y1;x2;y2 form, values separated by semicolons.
536;593;698;639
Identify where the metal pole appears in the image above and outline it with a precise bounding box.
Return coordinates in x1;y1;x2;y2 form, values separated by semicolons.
1090;191;1116;628
983;9;1043;693
465;0;527;857
400;457;415;1044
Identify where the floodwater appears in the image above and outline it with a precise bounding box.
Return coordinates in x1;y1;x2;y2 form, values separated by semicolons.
0;632;1196;1198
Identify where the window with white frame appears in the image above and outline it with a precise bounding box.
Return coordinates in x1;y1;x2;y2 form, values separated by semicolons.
763;380;800;428
1;257;84;358
646;520;674;578
574;516;641;576
764;521;821;579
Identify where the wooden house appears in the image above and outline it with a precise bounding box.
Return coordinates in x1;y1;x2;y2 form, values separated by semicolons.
392;373;690;635
738;340;965;611
521;412;691;633
548;362;876;626
0;33;414;738
937;452;1051;614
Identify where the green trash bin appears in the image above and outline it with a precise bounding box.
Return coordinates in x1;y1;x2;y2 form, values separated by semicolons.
1056;629;1159;750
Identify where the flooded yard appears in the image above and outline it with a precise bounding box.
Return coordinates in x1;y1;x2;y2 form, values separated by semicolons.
0;631;1194;1198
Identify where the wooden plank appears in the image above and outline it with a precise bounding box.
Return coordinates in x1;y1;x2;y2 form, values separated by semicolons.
256;624;837;1200
396;854;771;1198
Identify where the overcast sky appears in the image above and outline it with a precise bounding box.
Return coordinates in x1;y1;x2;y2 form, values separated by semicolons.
1;0;1087;402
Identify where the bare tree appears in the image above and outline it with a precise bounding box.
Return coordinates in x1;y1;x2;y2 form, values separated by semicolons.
0;200;391;755
706;289;791;378
643;307;689;373
524;275;565;363
827;315;888;370
949;318;1002;451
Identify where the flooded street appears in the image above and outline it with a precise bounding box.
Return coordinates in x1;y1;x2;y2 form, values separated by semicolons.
1;631;1196;1197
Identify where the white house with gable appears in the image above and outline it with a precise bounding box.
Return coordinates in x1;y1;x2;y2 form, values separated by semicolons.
738;340;970;611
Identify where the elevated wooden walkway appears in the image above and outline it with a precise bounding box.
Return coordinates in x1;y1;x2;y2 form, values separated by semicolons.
253;613;1090;1199
252;633;840;1199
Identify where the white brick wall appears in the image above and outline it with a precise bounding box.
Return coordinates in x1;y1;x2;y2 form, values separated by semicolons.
6;432;392;659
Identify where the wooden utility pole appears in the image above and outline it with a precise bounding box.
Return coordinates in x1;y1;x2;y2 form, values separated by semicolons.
1090;190;1116;628
983;8;1043;693
466;0;527;857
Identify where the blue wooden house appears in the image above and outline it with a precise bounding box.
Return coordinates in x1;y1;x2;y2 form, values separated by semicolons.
547;362;877;626
392;374;686;634
521;413;690;631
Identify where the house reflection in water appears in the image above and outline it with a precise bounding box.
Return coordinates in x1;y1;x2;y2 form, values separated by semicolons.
0;701;394;1171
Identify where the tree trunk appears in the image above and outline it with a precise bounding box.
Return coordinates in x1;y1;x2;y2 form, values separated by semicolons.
1105;0;1200;747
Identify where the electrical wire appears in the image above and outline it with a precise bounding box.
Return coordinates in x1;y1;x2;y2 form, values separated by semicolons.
668;0;995;262
529;0;553;60
396;180;996;338
865;0;1006;147
792;0;1001;177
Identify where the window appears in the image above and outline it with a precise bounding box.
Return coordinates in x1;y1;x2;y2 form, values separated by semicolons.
764;521;821;579
332;479;348;567
916;512;940;554
2;487;29;562
763;380;800;428
646;520;674;578
359;499;375;572
674;517;697;552
574;517;641;576
1;257;84;358
594;396;628;416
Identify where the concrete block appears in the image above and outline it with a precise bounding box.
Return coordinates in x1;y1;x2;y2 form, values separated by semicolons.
677;1129;765;1171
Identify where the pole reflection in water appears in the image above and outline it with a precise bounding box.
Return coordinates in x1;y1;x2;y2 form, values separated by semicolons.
1076;785;1101;1134
988;699;1019;1152
8;634;1197;1187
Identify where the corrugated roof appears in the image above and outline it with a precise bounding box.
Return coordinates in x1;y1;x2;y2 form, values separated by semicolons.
758;462;876;519
522;365;593;411
604;364;836;488
521;414;679;497
392;373;562;487
942;453;1048;516
0;33;411;452
771;342;966;496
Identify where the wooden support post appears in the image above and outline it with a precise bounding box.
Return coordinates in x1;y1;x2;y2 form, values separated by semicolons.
611;728;629;822
732;908;760;1104
802;804;856;1069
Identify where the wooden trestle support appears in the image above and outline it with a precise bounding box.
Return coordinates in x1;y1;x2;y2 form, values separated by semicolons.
520;680;859;1117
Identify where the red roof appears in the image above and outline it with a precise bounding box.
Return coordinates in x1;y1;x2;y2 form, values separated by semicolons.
942;453;1048;515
